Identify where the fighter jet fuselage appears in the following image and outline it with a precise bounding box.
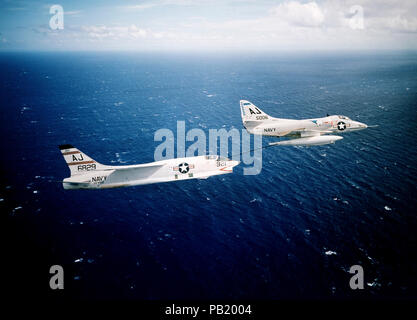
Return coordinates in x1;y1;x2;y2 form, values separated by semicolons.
240;100;367;146
59;145;239;190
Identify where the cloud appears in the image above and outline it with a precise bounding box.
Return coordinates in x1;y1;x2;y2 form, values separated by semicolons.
81;24;148;40
65;10;82;16
12;0;417;51
384;15;417;33
265;0;417;33
271;1;325;27
125;3;159;11
362;1;417;33
122;0;201;11
321;0;417;33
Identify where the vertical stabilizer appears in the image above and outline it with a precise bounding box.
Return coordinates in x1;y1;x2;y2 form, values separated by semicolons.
59;144;108;176
240;100;271;124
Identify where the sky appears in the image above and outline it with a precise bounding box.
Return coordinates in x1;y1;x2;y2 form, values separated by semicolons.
0;0;417;51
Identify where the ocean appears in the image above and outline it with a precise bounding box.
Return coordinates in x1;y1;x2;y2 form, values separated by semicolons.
2;51;417;300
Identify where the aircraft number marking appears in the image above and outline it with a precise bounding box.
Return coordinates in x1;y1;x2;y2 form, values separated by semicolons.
249;107;262;115
78;163;96;171
217;161;226;167
248;107;268;119
72;154;84;161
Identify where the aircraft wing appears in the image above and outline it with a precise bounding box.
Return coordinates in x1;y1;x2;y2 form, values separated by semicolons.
105;163;165;183
111;163;165;171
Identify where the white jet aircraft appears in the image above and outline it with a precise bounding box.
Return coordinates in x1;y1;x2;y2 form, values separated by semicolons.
240;100;367;146
59;144;239;189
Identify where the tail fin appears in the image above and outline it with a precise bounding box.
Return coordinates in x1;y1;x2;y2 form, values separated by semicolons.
240;100;270;128
59;144;108;176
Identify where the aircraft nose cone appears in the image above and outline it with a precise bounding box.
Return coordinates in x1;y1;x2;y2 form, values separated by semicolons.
353;121;367;130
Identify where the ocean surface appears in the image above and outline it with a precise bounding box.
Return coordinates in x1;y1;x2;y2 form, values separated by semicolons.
2;51;417;300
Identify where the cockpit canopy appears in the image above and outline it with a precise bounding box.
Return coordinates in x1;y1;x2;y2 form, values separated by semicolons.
205;155;230;161
337;115;351;120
